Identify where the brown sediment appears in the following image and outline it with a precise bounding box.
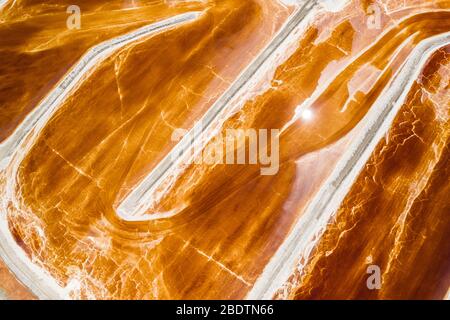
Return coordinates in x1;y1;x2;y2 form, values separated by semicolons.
4;0;292;299
1;0;449;299
0;0;216;142
289;46;450;300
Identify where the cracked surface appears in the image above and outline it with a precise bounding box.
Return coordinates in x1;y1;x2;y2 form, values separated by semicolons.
0;0;449;299
282;46;450;300
0;0;218;142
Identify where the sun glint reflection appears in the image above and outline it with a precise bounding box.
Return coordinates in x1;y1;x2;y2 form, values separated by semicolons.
300;108;313;121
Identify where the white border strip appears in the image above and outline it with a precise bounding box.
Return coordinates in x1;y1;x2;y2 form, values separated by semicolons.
0;11;202;169
117;0;319;220
0;218;63;299
0;0;8;11
247;32;450;300
0;12;202;300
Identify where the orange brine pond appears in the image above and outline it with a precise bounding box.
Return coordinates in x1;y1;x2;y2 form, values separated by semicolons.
0;0;448;300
